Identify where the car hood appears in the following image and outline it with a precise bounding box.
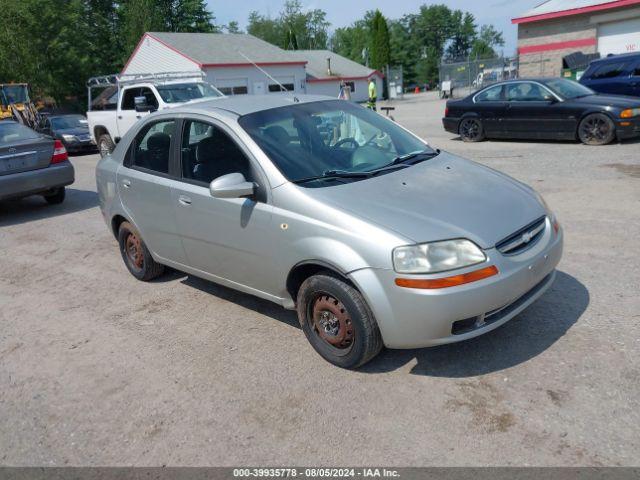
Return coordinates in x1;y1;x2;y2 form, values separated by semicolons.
56;127;89;136
302;152;546;249
570;94;640;108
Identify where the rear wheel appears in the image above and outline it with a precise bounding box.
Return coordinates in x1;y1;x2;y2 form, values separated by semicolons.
117;221;164;281
459;117;485;142
297;273;383;369
43;187;65;205
578;113;615;146
98;134;115;157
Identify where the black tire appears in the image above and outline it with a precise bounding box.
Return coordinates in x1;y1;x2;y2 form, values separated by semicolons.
43;186;65;204
117;221;164;281
297;273;383;368
578;113;616;146
459;117;485;142
98;133;115;157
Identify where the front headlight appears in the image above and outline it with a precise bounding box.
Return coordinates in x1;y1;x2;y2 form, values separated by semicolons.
620;108;640;118
62;134;77;142
393;239;486;274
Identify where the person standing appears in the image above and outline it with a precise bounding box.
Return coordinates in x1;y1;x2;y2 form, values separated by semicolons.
367;78;377;111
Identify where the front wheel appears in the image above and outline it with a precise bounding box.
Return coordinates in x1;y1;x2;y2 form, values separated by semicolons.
578;113;615;146
98;134;115;157
297;274;383;369
459;117;485;142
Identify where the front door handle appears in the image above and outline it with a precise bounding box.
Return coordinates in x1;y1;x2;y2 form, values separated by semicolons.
122;179;131;188
118;115;123;120
178;195;192;206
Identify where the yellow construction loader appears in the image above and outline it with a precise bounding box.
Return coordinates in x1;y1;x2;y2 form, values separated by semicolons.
0;83;42;129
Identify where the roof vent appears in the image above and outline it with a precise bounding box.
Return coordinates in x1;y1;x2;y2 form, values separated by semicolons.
327;57;332;76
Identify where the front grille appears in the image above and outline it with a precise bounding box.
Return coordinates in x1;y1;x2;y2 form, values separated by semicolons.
495;216;546;255
451;272;553;335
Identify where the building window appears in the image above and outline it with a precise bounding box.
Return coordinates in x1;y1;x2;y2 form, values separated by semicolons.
268;83;295;92
218;85;248;95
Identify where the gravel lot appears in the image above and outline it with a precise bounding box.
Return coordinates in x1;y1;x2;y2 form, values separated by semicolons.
1;93;639;466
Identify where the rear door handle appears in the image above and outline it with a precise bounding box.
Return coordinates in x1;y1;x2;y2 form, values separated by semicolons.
118;115;123;120
178;195;192;206
122;179;131;188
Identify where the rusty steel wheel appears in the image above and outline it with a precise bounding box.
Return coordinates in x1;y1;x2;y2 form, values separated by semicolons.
117;221;165;281
310;293;354;351
124;231;144;271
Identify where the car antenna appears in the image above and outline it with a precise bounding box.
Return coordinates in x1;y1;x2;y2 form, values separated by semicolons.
237;50;299;102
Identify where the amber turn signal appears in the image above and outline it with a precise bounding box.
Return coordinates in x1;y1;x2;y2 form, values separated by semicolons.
395;265;499;289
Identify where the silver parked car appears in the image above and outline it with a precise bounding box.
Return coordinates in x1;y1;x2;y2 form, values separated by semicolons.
96;95;563;368
1;121;74;204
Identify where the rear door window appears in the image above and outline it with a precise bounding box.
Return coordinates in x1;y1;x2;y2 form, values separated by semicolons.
475;85;503;102
127;120;175;175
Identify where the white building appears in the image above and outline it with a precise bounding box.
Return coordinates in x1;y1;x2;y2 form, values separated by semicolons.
122;32;308;96
121;32;384;101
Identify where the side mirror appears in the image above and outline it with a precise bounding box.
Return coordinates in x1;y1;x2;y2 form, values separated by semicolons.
134;96;155;112
209;172;255;199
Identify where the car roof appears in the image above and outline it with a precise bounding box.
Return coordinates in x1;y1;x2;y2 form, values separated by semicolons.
590;52;640;64
169;94;336;117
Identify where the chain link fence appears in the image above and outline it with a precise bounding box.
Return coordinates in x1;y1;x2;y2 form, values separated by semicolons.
438;57;519;98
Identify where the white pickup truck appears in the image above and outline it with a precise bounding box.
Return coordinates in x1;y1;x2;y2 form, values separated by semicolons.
86;72;224;157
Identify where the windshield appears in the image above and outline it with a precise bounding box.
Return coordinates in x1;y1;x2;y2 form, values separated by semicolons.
544;79;594;99
0;122;39;144
239;100;433;186
1;85;29;105
50;115;88;130
156;82;223;103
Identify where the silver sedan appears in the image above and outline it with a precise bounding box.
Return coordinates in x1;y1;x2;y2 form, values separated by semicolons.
1;121;74;203
96;95;563;368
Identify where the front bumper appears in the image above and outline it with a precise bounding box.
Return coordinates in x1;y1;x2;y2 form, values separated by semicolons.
349;218;563;349
442;117;460;134
0;161;75;201
616;118;640;141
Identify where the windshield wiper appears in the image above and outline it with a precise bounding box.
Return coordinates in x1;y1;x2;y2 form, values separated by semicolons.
386;149;440;167
292;169;373;184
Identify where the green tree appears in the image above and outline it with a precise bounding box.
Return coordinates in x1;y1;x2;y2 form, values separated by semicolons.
370;10;391;72
248;1;329;50
446;11;476;61
470;24;505;59
226;20;242;34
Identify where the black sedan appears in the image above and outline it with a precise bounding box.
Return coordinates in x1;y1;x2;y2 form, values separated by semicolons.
39;114;96;153
442;78;640;145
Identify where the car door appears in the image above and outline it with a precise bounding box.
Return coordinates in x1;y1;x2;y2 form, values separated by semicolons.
470;84;508;137
118;87;157;137
116;118;187;264
630;61;640;97
171;117;277;295
501;82;572;139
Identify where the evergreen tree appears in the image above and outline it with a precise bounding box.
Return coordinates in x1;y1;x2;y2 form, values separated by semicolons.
370;10;391;72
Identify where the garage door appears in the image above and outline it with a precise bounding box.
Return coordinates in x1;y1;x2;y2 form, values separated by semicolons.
215;77;249;95
598;17;640;56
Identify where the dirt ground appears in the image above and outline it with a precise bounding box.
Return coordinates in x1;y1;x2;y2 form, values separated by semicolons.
1;93;639;466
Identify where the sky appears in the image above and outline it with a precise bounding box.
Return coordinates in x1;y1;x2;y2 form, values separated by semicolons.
208;0;544;56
